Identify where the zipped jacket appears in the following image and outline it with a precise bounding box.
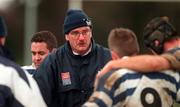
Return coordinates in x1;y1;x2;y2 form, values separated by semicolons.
34;40;112;107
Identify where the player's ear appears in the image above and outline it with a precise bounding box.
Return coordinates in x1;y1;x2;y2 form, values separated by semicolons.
111;51;120;60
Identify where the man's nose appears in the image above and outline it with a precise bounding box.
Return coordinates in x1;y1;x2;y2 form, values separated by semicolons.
35;54;41;60
78;34;85;40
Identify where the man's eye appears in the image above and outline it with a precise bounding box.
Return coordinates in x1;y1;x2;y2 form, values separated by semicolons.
71;31;79;36
32;52;36;55
82;30;88;35
39;52;45;55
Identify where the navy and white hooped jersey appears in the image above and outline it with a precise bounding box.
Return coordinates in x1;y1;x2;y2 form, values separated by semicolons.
0;56;47;107
82;68;180;107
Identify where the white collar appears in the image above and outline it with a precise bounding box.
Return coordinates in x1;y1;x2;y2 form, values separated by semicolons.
72;44;92;56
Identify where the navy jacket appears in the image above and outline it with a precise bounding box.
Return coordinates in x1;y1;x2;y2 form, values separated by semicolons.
0;45;14;61
34;40;112;107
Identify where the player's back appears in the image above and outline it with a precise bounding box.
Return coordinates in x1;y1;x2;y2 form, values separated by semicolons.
83;68;180;107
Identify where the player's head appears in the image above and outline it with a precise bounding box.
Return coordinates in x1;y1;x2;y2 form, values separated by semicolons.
108;27;139;58
143;16;178;54
31;31;58;68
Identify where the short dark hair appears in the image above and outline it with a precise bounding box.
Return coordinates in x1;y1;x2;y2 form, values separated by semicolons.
31;31;58;52
108;28;139;57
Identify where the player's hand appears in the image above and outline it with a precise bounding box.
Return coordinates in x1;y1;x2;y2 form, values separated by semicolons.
96;60;117;79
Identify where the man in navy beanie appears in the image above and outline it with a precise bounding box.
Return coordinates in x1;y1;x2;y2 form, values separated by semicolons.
34;9;112;107
0;16;14;61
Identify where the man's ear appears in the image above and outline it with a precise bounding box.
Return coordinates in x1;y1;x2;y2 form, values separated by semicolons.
65;34;69;41
0;37;6;46
111;51;120;60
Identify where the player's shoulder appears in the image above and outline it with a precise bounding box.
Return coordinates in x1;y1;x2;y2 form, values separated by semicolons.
98;68;139;89
167;47;180;54
161;47;180;70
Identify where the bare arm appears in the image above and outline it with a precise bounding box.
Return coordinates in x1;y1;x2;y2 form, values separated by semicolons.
97;55;170;79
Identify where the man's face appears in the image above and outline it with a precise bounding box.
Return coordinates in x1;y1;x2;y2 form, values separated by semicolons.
65;26;92;55
163;38;180;52
31;42;50;69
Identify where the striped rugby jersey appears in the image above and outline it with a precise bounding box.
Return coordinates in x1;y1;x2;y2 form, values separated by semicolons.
83;69;180;107
0;56;47;107
83;47;180;107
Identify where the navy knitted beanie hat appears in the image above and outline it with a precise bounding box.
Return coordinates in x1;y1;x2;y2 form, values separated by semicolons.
0;16;7;37
63;9;92;34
